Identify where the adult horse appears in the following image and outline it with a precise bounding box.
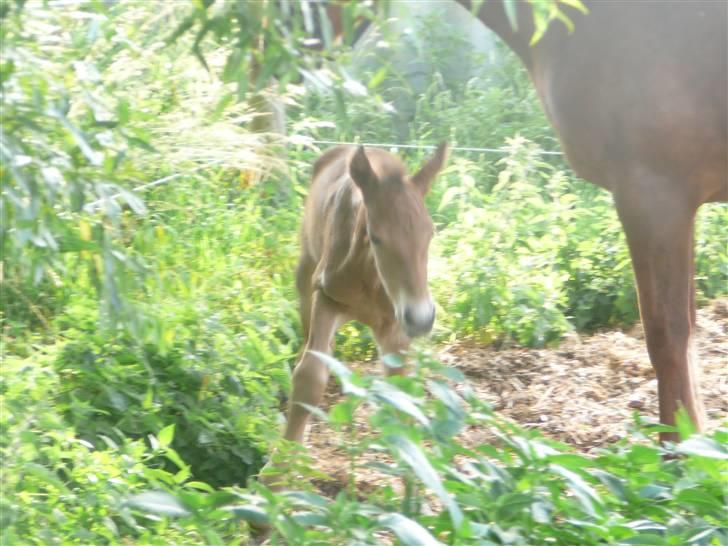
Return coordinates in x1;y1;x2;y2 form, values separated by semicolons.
457;0;727;441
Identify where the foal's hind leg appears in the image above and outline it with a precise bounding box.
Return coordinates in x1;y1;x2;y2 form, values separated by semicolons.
284;290;343;443
614;173;704;442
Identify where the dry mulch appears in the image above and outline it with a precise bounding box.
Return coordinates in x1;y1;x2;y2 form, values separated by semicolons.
302;299;728;496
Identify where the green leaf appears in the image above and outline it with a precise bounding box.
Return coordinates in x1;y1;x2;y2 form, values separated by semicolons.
627;445;660;465
309;350;366;397
559;0;589;15
675;407;698;440
186;481;215;492
377;513;445;546
386;434;463;529
367;66;389;90
56;115;102;165
329;398;359;425
531;500;551;523
206;491;239;510
293;512;329;526
591;469;627;501
438;186;464;211
637;484;670;500
503;0;519;31
675;488;724;513
126;491;190;518
283;491;331;508
546;453;593;470
371;381;429;426
157;424;175;448
619;534;668;545
549;464;603;517
227;505;269;526
382;352;405;371
676;436;728;460
495;492;535;520
427;380;464;418
23;463;70;494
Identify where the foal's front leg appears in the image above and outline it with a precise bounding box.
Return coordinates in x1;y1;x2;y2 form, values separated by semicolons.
259;291;341;489
284;290;342;443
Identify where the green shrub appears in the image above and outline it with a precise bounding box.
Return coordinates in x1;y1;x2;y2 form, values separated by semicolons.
1;348;244;545
127;353;728;545
52;302;286;488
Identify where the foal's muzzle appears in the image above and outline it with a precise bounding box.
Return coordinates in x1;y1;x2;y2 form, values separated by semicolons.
403;301;435;338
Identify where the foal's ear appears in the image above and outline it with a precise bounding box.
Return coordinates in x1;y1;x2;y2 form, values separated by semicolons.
350;146;377;196
412;142;449;195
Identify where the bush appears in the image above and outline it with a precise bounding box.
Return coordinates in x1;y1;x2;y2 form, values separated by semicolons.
54;330;272;488
1;347;244;545
126;354;728;545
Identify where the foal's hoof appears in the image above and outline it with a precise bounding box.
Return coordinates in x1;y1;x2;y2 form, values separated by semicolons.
248;522;272;545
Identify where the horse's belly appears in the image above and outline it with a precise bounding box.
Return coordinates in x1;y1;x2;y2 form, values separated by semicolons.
532;1;727;201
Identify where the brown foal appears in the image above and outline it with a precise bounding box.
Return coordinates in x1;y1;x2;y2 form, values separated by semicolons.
262;143;448;482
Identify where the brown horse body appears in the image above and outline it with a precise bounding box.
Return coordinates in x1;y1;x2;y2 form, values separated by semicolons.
276;144;447;448
459;0;727;439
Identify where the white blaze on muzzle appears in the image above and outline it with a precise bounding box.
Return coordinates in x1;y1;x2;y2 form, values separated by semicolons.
398;297;435;338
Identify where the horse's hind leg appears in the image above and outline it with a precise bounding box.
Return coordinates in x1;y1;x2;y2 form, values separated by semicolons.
295;255;316;342
614;173;704;442
284;290;342;443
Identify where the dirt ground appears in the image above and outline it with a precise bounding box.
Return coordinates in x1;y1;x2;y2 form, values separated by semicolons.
303;299;728;496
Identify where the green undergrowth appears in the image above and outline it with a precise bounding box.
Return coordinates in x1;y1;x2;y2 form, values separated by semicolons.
7;349;725;545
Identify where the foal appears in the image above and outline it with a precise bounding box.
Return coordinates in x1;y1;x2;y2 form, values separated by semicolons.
267;143;447;470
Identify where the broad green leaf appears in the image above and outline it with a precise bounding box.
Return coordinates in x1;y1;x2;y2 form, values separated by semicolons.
23;463;70;494
495;492;535;520
676;436;728;460
377;513;444;546
283;491;331;508
549;464;603;517
619;534;668;545
591;469;627;501
386;434;463;529
427;380;464;418
157;424;175;448
371;381;429;426
675;488;724;513
329;398;359;425
382;352;405;370
126;491;190;518
309;350;366;397
227;505;269;526
186;481;215;493
292;512;329;526
675;407;698;440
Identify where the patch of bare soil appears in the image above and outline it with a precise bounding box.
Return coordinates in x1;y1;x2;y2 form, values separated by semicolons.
303;299;728;496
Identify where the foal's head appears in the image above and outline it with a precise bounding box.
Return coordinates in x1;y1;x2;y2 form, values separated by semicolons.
349;143;448;338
